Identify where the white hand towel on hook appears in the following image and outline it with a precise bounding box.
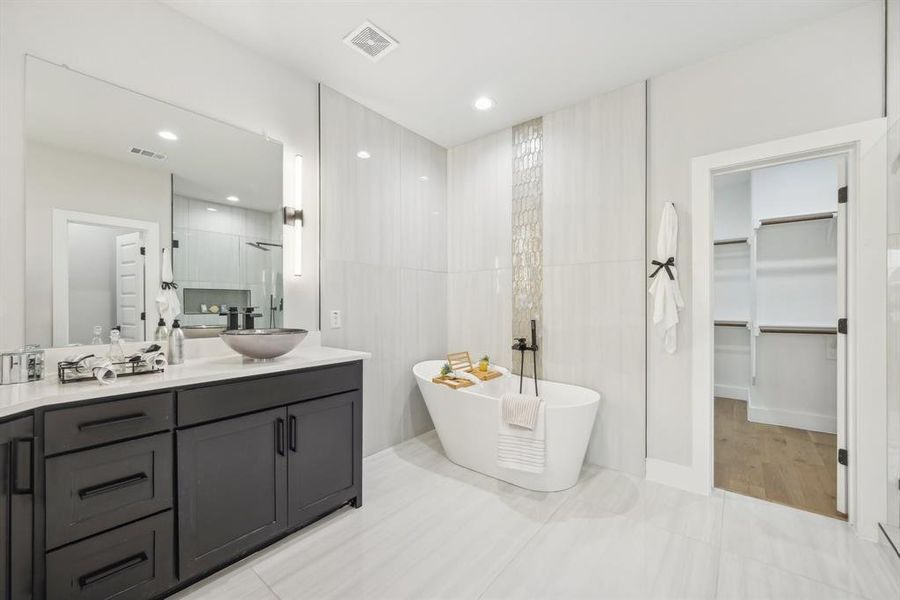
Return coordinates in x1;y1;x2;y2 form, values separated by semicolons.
155;248;181;326
648;202;685;354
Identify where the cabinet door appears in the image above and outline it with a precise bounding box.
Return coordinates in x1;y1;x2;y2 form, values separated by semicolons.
287;391;361;528
177;407;287;580
1;417;34;600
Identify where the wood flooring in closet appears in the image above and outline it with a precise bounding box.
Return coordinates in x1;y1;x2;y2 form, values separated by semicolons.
714;396;845;520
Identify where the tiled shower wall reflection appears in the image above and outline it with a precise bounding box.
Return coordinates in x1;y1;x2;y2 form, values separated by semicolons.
511;119;544;376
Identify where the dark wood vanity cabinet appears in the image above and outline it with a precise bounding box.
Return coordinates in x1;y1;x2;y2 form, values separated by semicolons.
13;359;362;600
287;391;361;527
177;379;363;581
1;417;34;600
176;407;289;580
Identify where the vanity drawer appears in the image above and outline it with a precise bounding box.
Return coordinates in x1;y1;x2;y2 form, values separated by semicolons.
44;393;174;455
177;361;363;426
45;433;173;549
45;510;174;600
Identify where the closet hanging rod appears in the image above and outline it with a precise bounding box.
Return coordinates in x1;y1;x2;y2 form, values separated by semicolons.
758;211;836;227
758;325;837;335
713;238;748;246
715;320;748;327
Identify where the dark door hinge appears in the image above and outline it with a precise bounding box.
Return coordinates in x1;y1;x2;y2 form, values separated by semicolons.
838;186;848;204
172;239;180;249
140;312;146;321
139;246;146;256
838;448;848;466
837;318;847;334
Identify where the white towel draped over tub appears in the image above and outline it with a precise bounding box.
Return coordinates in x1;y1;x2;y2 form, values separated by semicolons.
648;202;685;354
497;398;545;473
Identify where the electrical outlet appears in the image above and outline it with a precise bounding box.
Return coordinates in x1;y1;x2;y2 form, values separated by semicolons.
329;310;342;329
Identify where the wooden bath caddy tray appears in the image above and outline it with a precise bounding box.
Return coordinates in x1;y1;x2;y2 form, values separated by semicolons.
468;369;502;381
431;375;475;389
434;352;503;388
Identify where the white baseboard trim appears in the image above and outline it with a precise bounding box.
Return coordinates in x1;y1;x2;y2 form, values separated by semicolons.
645;458;709;495
747;405;836;434
714;384;748;401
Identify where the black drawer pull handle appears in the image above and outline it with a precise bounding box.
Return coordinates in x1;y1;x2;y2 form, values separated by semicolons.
289;415;297;452
78;413;149;431
78;472;148;499
78;552;148;588
276;418;286;456
11;438;33;495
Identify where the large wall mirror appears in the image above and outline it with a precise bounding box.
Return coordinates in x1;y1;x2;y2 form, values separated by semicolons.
24;57;284;347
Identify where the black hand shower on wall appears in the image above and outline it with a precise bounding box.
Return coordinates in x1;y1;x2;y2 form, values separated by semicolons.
512;319;540;396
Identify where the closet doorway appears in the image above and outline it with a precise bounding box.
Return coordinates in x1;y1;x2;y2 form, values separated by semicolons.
711;156;847;519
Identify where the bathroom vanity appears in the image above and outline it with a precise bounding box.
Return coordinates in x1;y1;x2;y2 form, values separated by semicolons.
0;348;366;600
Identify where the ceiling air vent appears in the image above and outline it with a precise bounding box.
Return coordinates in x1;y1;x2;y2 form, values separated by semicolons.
129;146;167;161
343;21;398;62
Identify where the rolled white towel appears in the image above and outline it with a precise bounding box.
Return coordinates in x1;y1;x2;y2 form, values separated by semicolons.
88;357;117;385
149;353;168;370
450;370;481;385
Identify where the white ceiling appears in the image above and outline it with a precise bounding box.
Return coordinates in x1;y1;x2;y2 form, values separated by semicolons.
164;0;869;148
26;57;283;212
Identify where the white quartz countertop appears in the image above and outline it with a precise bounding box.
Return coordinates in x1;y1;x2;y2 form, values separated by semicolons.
0;345;370;419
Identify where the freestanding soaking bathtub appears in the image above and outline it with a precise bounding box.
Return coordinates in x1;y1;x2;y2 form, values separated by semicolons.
413;360;600;492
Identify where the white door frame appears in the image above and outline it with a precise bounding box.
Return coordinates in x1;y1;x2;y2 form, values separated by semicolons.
52;209;160;347
690;118;887;540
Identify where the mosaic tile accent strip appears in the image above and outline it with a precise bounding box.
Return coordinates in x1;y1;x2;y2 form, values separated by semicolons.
511;118;543;376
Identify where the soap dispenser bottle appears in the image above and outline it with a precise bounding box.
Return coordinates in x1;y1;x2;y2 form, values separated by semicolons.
154;318;168;341
108;327;126;362
167;319;184;365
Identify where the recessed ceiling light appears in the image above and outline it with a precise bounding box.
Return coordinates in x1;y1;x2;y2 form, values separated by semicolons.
206;207;217;212
158;130;178;141
226;195;240;202
473;97;495;111
356;150;371;159
418;175;429;182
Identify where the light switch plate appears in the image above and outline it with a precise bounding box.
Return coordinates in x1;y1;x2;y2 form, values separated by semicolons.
329;310;342;329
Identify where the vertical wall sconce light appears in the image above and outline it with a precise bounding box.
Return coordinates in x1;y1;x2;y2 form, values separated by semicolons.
283;154;304;276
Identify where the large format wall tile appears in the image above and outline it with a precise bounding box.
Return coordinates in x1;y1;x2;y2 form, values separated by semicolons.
321;87;402;267
447;129;512;273
321;87;448;457
542;261;646;474
447;269;513;370
401;129;448;272
543;82;646;266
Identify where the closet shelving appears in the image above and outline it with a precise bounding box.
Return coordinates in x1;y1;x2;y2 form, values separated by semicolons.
713;157;840;434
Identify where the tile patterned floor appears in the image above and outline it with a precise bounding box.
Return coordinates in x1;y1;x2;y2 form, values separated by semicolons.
171;431;899;600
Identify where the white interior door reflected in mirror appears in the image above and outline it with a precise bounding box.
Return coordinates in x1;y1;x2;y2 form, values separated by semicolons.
52;209;159;347
115;231;145;342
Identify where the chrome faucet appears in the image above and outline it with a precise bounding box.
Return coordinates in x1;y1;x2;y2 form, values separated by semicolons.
512;319;540;396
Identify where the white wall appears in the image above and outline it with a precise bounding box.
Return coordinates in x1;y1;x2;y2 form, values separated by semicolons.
751;333;837;433
320;87;447;457
24;141;171;347
0;0;320;350
713;171;751;241
646;3;884;466
750;157;840;224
